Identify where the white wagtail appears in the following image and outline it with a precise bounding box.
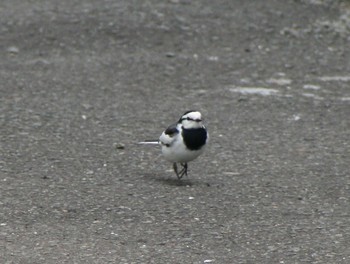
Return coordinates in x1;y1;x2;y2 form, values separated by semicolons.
139;110;208;179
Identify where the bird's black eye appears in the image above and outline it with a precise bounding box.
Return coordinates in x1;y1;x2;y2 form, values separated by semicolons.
180;116;201;122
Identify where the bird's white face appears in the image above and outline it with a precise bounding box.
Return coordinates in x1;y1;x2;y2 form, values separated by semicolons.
179;111;203;129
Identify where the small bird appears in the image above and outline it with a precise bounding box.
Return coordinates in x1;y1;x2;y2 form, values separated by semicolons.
139;110;208;179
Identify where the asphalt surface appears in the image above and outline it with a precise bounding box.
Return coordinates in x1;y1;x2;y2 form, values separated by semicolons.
1;0;350;263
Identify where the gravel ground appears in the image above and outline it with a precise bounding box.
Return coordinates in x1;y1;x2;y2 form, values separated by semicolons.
1;0;350;263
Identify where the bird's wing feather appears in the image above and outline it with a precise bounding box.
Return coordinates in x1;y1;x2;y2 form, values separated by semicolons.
138;140;159;145
159;123;179;146
164;123;179;136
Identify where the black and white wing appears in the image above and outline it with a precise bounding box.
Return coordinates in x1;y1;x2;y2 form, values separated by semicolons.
159;123;179;147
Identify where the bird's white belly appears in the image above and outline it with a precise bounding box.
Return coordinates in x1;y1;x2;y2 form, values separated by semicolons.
161;139;205;163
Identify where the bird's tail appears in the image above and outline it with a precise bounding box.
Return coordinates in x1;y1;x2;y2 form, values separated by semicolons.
138;140;159;145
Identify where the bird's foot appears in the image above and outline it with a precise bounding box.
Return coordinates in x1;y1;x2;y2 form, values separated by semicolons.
178;163;188;179
173;162;188;179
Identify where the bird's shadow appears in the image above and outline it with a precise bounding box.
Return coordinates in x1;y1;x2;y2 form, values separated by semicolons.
142;173;210;187
155;176;194;186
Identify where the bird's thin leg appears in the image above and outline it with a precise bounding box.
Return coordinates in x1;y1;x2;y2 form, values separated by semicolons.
173;163;180;178
178;163;188;179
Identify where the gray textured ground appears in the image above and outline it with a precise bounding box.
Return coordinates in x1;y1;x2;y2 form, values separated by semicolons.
1;0;350;263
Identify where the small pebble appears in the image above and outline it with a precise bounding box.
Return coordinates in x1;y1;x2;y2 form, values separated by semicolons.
116;143;125;150
7;46;19;54
165;52;175;58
